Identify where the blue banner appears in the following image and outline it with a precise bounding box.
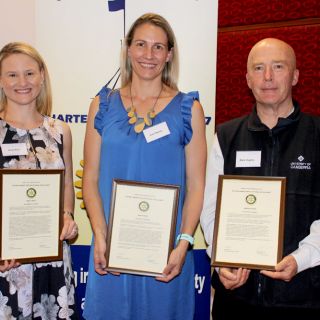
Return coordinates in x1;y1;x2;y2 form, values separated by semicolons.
194;249;211;320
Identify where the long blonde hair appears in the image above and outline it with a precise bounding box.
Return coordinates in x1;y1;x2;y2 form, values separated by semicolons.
0;42;52;115
120;13;179;90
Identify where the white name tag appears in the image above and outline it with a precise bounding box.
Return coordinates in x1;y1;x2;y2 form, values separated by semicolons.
1;143;28;156
143;122;170;143
236;151;261;167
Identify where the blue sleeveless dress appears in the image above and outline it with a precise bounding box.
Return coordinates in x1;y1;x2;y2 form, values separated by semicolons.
83;87;199;320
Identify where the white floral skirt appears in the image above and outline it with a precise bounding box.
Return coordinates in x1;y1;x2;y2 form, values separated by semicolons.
0;242;78;319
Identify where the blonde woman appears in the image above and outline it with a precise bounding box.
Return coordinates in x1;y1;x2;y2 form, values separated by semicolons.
0;42;78;319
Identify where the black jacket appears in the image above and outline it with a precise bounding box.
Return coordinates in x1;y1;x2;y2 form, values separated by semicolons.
213;102;320;308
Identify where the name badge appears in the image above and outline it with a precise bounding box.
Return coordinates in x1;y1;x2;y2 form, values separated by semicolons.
236;151;261;167
143;122;170;143
1;143;28;156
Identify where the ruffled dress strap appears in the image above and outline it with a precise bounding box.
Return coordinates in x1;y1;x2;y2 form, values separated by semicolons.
181;91;200;145
94;86;114;135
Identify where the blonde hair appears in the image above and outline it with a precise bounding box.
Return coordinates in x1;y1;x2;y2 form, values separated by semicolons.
120;13;179;90
0;42;52;115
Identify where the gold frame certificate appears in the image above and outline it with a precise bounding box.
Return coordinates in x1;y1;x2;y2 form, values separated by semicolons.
106;179;180;277
0;169;64;264
211;175;286;270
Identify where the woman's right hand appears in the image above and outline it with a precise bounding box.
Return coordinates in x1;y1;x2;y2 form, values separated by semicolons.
0;259;20;272
94;233;108;275
93;233;121;276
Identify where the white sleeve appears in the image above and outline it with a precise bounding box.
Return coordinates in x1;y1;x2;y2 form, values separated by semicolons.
291;219;320;273
200;133;224;258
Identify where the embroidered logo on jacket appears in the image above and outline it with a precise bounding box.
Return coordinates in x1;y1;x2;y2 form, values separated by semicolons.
290;155;311;170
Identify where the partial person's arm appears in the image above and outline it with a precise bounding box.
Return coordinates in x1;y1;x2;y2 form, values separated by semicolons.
261;220;320;281
292;220;320;272
200;134;250;290
157;100;207;282
59;121;77;240
82;96;108;275
200;133;223;257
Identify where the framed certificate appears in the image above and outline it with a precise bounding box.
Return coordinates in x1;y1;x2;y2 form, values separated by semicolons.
0;169;64;264
106;179;180;277
211;175;286;270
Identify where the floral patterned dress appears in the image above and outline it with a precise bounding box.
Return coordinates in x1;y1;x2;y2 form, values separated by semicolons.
0;116;77;320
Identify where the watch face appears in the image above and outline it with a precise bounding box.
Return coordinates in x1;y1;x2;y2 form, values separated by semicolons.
26;187;37;198
245;194;256;205
139;201;149;212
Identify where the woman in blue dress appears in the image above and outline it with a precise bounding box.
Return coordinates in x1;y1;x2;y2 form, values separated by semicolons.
83;13;207;320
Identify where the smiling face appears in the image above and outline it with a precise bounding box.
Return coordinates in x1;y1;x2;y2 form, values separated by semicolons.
246;38;299;109
0;53;44;108
128;22;172;82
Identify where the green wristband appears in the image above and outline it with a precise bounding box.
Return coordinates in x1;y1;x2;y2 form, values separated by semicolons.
176;233;194;246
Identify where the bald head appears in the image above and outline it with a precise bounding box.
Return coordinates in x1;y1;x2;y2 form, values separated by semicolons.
247;38;297;71
245;38;299;114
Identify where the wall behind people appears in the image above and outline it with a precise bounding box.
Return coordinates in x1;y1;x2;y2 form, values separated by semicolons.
215;0;320;125
0;1;218;319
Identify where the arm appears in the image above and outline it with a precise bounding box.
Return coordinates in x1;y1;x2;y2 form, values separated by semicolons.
157;100;207;282
200;134;250;289
200;133;223;257
59;121;77;240
261;219;320;281
179;99;207;246
82;96;108;275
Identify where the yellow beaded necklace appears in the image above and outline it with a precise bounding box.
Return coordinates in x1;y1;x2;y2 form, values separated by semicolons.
127;85;163;133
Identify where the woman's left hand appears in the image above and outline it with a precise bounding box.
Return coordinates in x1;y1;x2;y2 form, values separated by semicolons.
60;212;78;240
156;241;188;283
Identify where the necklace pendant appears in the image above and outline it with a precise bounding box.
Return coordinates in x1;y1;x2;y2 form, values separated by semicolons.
129;116;137;124
127;107;136;118
127;107;138;124
149;111;156;119
128;110;135;118
134;118;145;133
144;113;153;126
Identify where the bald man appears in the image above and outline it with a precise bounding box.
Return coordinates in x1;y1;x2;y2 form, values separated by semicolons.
201;38;320;318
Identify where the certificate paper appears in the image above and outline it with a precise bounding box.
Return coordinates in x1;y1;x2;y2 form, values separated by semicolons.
0;169;64;263
211;175;286;270
106;179;179;276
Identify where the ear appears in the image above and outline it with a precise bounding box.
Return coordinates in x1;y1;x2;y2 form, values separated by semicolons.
292;69;299;86
166;49;173;62
246;73;252;89
40;68;45;84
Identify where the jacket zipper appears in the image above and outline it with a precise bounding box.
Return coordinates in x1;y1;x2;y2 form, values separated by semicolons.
257;129;276;302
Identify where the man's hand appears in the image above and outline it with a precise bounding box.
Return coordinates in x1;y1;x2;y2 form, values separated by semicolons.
218;267;250;290
260;255;297;281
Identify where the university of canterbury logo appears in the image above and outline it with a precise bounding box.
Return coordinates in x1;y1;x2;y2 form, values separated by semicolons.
290;155;311;170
